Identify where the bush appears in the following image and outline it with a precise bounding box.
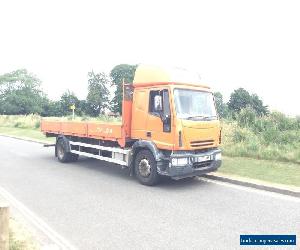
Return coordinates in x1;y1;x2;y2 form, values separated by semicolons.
0;114;41;129
236;106;257;128
270;112;299;131
34;121;40;129
222;110;300;164
232;127;253;143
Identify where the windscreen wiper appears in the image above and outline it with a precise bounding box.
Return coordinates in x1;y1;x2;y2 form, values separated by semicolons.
186;115;206;120
186;115;217;120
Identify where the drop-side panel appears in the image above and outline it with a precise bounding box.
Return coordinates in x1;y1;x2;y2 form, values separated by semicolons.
61;122;88;137
87;123;122;140
41;120;61;133
41;120;124;141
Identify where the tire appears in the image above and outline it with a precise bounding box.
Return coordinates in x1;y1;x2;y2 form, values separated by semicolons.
56;138;78;163
69;153;79;162
134;149;160;186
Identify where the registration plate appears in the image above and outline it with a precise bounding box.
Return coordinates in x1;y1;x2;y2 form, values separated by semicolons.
196;155;212;162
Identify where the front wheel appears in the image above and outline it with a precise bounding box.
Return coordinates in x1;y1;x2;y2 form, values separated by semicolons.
134;149;160;186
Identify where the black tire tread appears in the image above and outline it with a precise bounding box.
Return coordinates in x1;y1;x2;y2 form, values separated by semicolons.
134;149;159;186
56;138;78;163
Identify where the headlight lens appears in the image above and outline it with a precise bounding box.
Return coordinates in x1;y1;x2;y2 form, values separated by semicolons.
215;153;222;161
171;157;189;166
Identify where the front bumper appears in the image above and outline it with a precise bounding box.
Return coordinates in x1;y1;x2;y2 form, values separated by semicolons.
158;148;222;180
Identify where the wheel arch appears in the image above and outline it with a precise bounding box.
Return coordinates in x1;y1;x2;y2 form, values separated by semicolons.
129;140;164;175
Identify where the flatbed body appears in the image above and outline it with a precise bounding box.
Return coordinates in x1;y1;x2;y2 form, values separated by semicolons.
41;120;126;145
41;94;132;147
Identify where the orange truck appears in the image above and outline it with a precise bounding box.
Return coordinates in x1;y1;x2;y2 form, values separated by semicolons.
41;65;222;185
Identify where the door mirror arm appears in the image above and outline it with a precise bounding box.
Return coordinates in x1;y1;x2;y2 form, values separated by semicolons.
160;112;170;123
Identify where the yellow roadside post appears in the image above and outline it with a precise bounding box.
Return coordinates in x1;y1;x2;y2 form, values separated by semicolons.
70;104;76;120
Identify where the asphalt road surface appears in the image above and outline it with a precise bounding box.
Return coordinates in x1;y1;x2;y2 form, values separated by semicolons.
0;136;299;250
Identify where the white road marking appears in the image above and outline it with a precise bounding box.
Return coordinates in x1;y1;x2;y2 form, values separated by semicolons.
0;186;77;250
199;177;300;203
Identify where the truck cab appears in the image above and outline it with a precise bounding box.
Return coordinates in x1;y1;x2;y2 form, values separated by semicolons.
129;65;221;183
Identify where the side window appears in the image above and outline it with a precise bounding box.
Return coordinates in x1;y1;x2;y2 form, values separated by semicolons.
149;90;161;115
149;89;171;132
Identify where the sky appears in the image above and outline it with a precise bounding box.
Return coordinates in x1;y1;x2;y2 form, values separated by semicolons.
0;0;299;116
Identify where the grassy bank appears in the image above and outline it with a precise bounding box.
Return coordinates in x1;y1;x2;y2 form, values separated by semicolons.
0;127;54;143
220;157;300;187
221;111;300;164
9;217;39;250
0;114;41;129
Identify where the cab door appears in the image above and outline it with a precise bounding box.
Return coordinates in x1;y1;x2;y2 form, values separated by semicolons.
146;88;174;150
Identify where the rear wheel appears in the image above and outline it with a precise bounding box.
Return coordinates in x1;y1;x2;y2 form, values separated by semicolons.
69;153;79;162
56;138;78;163
134;149;159;186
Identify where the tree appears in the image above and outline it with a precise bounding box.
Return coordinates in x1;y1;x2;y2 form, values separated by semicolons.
110;64;137;114
0;69;45;114
228;88;268;116
228;88;252;113
77;100;88;116
214;92;229;118
59;90;81;116
86;71;109;116
41;99;62;117
41;92;87;117
250;94;268;116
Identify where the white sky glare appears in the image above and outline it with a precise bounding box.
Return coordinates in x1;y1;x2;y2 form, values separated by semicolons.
0;0;299;116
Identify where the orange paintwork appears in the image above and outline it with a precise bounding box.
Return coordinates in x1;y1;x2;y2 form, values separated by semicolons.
42;84;133;148
41;65;220;150
131;86;175;150
130;83;220;150
41;119;124;142
133;82;210;89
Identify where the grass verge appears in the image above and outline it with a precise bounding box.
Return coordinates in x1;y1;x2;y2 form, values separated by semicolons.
220;156;300;187
0;127;54;143
9;217;39;250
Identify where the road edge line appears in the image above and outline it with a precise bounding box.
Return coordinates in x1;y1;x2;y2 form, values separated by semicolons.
0;186;77;250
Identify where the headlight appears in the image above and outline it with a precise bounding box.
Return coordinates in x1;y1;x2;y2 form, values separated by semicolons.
171;157;189;166
215;153;222;161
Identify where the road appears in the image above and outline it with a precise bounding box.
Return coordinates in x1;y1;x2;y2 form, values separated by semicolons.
0;136;299;250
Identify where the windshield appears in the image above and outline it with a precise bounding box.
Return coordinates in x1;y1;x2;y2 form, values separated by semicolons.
174;89;217;120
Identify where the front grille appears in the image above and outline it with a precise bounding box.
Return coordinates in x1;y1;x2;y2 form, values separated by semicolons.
193;160;213;169
190;140;214;148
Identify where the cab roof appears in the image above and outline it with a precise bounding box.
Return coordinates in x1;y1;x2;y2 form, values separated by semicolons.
133;64;210;89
